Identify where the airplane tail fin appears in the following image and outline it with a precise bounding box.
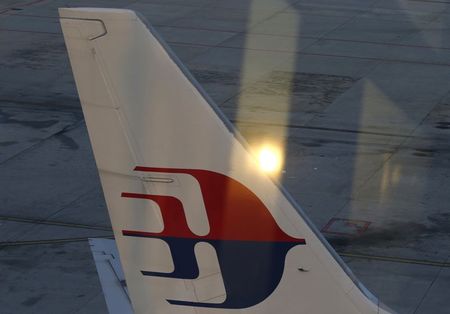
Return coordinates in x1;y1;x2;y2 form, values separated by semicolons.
60;8;392;314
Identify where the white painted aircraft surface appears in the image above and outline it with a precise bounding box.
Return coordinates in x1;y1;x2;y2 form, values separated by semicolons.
59;8;394;314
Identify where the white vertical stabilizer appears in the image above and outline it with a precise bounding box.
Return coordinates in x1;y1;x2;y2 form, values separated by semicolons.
60;8;393;314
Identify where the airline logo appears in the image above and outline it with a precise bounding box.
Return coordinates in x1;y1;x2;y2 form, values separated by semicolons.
122;166;306;309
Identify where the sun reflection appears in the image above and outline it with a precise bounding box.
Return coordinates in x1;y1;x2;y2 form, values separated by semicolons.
257;145;283;174
231;0;298;179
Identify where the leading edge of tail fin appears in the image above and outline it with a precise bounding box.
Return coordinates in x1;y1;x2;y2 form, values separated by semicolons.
59;8;393;314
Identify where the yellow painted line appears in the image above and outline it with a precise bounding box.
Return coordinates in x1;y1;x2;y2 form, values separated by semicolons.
0;235;114;248
1;236;449;269
339;252;450;268
0;215;112;231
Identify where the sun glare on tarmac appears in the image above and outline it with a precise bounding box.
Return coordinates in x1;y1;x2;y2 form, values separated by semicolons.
258;145;283;174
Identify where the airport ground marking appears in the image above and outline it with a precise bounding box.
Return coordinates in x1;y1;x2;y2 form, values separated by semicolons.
0;215;112;231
